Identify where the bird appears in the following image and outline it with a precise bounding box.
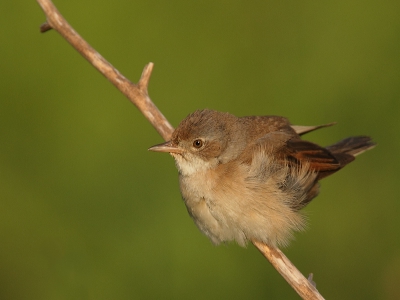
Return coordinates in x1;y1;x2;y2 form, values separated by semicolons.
149;109;375;248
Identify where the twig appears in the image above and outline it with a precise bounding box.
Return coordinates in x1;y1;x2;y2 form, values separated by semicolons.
253;241;324;300
36;0;173;141
35;1;325;299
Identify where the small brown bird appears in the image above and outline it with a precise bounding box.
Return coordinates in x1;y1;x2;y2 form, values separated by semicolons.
149;109;375;247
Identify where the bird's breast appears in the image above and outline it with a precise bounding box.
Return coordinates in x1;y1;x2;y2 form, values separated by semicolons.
177;162;253;245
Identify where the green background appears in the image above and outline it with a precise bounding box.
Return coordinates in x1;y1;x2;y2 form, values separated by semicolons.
1;0;399;299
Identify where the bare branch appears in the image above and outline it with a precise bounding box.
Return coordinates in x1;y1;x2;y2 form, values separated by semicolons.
253;241;324;300
36;0;174;141
36;1;325;299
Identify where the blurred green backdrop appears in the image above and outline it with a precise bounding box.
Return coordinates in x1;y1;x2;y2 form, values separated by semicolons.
1;0;399;299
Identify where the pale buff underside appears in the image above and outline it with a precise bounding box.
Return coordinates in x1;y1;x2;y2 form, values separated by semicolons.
173;148;317;248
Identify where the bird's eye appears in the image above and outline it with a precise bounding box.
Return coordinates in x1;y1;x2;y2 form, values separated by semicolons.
193;139;203;148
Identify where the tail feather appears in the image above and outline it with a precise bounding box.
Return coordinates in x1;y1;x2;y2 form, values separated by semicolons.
292;134;375;206
291;122;336;136
327;136;376;157
315;136;375;180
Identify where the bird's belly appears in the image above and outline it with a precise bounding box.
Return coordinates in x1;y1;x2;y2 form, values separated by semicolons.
177;162;310;248
178;172;247;245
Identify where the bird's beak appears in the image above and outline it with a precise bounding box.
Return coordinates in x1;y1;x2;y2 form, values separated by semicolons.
148;141;183;154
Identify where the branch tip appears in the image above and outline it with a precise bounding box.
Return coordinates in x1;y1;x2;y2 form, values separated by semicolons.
308;273;317;288
40;22;53;33
138;62;154;91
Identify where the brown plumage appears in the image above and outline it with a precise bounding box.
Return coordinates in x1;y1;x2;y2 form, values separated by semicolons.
149;109;375;247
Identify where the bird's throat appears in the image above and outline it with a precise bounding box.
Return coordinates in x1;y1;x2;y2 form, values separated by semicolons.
172;152;218;177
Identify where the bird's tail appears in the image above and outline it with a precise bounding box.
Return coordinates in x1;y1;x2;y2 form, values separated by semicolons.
314;136;375;180
327;136;376;157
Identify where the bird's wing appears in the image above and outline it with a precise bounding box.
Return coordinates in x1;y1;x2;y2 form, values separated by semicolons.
241;131;327;209
285;138;342;173
245;131;343;175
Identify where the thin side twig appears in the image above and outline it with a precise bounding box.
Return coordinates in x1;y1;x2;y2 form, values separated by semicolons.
35;1;325;299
